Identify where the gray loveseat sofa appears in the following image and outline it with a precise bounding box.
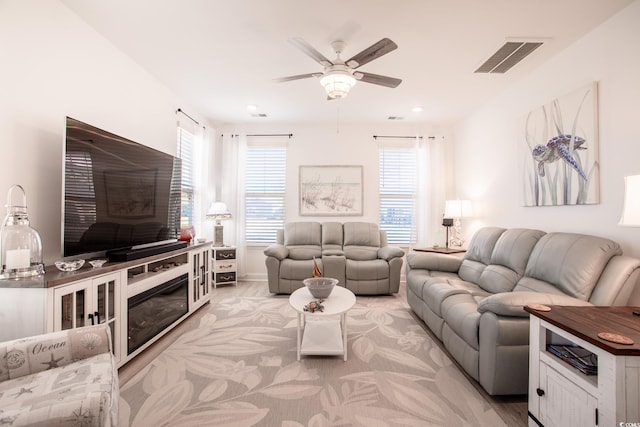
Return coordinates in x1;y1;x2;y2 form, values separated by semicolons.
264;221;405;295
406;227;640;395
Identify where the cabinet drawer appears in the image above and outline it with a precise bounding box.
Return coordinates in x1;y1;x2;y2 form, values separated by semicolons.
215;272;236;283
215;249;236;260
214;260;236;273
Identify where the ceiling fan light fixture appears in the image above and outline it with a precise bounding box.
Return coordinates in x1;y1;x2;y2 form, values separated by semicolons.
320;71;356;99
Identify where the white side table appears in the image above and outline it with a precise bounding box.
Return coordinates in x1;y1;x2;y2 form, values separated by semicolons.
289;285;356;361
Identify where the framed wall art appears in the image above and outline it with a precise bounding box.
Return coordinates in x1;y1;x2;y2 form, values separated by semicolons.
299;165;363;216
520;82;599;206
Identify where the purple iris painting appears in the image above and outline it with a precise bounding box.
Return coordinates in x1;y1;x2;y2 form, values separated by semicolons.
521;82;599;206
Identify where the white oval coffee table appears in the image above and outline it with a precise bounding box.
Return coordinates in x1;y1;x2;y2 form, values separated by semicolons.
289;285;356;361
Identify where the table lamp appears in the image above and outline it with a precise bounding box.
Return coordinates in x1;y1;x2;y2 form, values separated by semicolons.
207;202;232;246
443;199;472;248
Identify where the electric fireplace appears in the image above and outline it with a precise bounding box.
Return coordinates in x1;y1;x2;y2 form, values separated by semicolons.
127;273;188;354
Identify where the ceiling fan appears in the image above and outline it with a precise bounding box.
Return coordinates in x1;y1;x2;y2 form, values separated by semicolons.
274;37;402;99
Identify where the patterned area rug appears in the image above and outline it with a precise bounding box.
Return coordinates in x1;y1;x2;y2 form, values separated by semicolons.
119;292;507;426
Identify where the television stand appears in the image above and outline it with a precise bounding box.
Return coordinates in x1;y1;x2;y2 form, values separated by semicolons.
107;241;188;262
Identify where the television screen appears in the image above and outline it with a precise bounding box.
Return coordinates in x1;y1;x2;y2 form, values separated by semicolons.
63;117;182;258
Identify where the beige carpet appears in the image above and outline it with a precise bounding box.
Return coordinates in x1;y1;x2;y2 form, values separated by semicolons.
119;289;511;426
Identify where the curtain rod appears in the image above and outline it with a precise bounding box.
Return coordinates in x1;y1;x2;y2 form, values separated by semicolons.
176;108;199;125
221;133;293;138
248;133;292;138
373;135;437;140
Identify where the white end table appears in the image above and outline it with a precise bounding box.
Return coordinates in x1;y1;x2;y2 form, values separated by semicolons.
289;285;356;361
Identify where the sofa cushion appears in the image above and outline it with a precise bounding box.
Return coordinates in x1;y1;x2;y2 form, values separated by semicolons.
517;232;622;300
441;292;490;350
321;222;343;252
287;246;322;260
284;222;322;246
422;278;485;317
458;227;506;283
477;228;546;293
346;259;388;280
280;259;319;279
343;222;381;247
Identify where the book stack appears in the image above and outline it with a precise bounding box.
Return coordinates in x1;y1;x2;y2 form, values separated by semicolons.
547;344;598;375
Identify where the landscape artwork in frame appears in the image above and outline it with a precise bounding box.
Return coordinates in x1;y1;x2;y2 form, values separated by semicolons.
520;82;599;206
299;165;363;216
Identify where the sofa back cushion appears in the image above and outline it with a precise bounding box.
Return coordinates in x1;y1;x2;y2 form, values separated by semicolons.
343;222;381;261
284;222;322;260
515;232;622;300
322;222;344;252
477;228;546;293
458;227;506;283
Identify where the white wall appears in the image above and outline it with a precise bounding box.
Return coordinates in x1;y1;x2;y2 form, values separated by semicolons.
0;0;213;265
221;122;454;280
453;1;640;257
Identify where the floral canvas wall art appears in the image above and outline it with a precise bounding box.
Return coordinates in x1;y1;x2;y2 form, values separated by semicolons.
520;82;599;206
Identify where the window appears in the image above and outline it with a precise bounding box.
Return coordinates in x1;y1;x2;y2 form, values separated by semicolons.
379;145;417;245
177;127;195;228
245;145;286;243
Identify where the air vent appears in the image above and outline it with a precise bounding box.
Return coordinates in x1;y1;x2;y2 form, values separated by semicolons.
387;116;404;120
475;41;543;74
251;113;268;118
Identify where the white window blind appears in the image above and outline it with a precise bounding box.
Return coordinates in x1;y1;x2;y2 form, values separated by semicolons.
379;146;417;244
245;145;286;243
177;127;195;228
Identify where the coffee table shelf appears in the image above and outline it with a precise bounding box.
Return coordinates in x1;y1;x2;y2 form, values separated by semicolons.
289;285;356;361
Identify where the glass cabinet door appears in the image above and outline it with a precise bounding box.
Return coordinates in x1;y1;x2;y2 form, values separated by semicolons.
54;280;92;331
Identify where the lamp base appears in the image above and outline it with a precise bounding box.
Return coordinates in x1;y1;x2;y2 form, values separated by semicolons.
214;224;224;247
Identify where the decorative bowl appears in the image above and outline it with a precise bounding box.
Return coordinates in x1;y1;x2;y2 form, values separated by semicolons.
55;259;85;272
88;259;107;268
303;277;338;299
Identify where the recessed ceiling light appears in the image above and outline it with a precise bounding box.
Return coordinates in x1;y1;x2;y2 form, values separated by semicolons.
412;106;423;113
247;104;257;110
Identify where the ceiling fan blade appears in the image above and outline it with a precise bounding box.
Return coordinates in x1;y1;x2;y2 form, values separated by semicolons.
289;38;333;67
346;38;398;69
355;72;402;88
273;73;321;83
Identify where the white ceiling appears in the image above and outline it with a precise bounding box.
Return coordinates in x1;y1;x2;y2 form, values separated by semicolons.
61;0;633;127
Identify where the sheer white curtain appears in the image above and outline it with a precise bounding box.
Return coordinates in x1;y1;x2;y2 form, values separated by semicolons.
220;133;247;278
414;135;447;247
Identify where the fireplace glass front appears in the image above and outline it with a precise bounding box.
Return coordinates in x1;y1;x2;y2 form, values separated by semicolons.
128;273;188;354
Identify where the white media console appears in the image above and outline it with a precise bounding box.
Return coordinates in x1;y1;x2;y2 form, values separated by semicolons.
0;241;213;367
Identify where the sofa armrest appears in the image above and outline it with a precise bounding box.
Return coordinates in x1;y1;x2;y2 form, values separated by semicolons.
406;251;462;273
0;324;111;381
477;291;593;318
378;246;405;261
264;244;289;260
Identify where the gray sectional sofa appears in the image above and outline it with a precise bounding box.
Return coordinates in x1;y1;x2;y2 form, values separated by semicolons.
406;227;640;395
264;221;405;295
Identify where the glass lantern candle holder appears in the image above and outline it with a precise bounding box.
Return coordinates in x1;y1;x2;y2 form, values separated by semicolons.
0;185;44;279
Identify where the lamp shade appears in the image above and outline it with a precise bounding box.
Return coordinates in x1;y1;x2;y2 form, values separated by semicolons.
619;175;640;226
206;202;232;222
444;199;472;218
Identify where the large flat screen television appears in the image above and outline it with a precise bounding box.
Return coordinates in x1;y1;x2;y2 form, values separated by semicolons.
62;117;182;259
